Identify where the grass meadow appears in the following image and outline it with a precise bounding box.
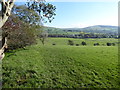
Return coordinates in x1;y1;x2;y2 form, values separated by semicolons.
2;38;119;88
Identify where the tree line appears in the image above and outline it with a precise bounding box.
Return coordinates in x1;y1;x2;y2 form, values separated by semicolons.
48;33;119;39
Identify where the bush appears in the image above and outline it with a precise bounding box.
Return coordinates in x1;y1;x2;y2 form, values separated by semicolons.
68;40;74;46
94;43;99;46
81;41;87;46
106;43;112;46
76;44;79;46
111;43;115;46
2;15;37;50
52;43;56;45
102;44;105;46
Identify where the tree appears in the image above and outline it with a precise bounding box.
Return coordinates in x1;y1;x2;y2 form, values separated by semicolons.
11;1;56;46
26;0;56;24
37;28;48;45
81;41;87;46
0;0;56;60
12;5;41;25
68;40;74;46
2;15;37;50
94;43;99;46
76;44;79;46
106;42;111;46
0;0;15;60
0;0;15;28
12;0;56;26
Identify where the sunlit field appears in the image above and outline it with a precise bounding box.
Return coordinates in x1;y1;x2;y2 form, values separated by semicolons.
2;38;119;88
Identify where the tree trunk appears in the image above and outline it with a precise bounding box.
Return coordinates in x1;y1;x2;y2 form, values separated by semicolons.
0;0;15;28
0;0;15;60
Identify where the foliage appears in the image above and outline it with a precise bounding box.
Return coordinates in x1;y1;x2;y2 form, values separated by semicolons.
111;43;116;46
52;43;56;45
12;0;56;25
5;1;56;48
94;43;99;46
106;43;112;46
2;15;37;50
106;42;116;46
12;5;41;25
26;0;56;24
76;44;79;46
37;26;48;45
81;41;87;46
68;40;74;46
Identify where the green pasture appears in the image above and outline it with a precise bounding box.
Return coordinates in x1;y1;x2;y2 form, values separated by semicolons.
2;38;119;88
44;38;118;46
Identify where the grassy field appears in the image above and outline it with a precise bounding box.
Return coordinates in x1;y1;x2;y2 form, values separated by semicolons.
2;38;119;88
46;38;118;46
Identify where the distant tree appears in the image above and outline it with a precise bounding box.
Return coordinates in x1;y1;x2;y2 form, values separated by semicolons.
68;40;74;46
106;43;111;46
94;43;99;46
118;35;120;38
38;30;48;45
52;43;56;45
81;41;87;46
111;43;115;46
102;44;105;46
76;44;79;46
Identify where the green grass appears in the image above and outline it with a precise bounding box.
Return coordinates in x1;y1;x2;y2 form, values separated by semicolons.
2;38;119;88
46;38;118;46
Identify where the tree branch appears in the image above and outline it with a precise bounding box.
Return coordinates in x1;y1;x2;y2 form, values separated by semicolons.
0;0;15;28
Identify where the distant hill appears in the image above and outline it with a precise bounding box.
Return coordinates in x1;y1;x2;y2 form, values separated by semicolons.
42;26;65;34
62;25;118;34
43;25;118;35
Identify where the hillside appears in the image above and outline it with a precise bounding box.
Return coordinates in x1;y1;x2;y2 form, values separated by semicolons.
62;25;118;34
43;25;118;35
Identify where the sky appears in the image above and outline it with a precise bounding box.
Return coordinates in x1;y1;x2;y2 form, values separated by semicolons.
0;0;119;28
45;2;118;28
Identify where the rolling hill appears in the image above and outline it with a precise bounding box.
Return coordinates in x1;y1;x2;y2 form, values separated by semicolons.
43;25;118;35
62;25;118;34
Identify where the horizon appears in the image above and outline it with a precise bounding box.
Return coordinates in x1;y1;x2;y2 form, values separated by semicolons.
49;24;118;28
44;25;118;29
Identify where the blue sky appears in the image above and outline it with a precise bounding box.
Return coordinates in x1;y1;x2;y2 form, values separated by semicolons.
45;2;118;28
0;0;118;28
